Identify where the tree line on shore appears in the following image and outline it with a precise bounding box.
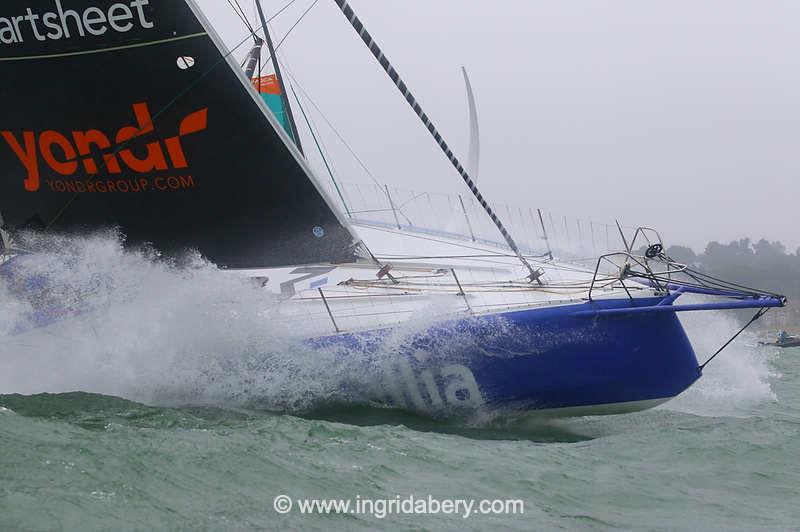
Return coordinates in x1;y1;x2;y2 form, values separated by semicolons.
663;238;800;302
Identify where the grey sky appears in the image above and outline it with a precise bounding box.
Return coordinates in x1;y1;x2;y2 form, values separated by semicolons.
199;0;799;252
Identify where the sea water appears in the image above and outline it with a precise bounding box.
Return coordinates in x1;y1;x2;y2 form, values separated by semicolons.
1;234;798;530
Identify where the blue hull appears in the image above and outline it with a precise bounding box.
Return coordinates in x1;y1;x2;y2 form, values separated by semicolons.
3;252;701;415
313;297;701;415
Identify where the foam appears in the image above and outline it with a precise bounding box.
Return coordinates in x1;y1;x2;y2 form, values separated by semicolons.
0;232;460;412
3;232;780;419
663;308;778;417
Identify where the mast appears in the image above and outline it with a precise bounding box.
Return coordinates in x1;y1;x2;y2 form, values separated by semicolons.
330;0;540;282
255;0;304;154
243;37;265;79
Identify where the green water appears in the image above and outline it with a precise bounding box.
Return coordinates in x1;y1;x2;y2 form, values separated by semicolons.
1;238;797;529
1;347;798;531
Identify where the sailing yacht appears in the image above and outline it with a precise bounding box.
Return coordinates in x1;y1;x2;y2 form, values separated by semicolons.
0;0;786;415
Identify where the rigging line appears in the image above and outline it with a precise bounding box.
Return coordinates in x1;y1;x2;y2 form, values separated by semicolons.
255;0;304;153
281;58;336;168
258;0;320;75
354;224;557;269
632;270;752;295
374;252;553;262
227;0;246;22
374;256;562;270
281;56;371;228
234;0;254;30
375;256;540;269
348;209;398;214
288;80;351;216
284;72;385;191
45;0;300;229
279;74;386;270
232;0;301;64
264;0;302;23
283;73;413;227
685;268;783;298
396;192;429;210
699;308;770;371
358;224;516;256
633;269;780;301
227;0;255;37
331;0;539;282
663;267;765;297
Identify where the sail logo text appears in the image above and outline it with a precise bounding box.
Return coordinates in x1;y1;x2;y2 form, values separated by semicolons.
1;102;208;192
0;1;154;45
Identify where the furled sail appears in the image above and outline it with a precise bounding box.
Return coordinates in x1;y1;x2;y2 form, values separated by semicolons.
252;74;293;140
0;0;358;268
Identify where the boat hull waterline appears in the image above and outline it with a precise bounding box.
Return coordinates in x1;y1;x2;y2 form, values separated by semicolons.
4;270;700;416
310;297;701;416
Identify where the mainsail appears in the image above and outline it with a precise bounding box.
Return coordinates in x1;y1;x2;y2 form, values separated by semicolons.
0;0;358;268
462;67;480;182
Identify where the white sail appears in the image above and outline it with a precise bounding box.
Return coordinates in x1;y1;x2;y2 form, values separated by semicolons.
462;67;481;181
444;68;482;235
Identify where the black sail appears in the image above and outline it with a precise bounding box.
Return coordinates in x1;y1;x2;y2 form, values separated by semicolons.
0;0;358;268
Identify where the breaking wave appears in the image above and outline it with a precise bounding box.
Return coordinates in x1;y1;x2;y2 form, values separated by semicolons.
0;232;782;420
0;231;477;413
1;232;355;409
665;309;778;416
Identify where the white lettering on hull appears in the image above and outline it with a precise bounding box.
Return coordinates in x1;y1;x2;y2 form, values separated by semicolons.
385;352;484;411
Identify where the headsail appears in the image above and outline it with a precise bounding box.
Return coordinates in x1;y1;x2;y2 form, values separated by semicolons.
0;0;358;268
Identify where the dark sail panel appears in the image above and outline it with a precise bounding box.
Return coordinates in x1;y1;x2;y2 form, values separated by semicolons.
0;0;358;268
